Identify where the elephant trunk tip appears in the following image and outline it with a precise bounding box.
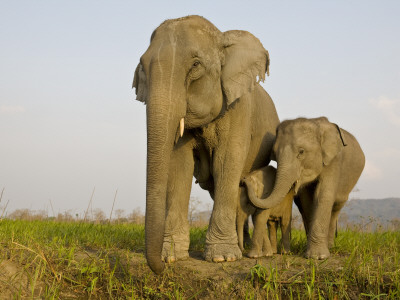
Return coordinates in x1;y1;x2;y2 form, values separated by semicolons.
147;256;165;275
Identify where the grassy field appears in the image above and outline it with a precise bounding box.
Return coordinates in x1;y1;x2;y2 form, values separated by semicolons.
0;220;399;299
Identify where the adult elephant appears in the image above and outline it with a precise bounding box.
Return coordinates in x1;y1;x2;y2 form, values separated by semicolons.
133;15;279;274
246;117;365;259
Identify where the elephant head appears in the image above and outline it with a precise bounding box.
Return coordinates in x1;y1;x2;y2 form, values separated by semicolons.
133;16;270;274
245;117;346;209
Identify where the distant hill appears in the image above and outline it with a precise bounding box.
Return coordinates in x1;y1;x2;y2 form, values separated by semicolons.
193;198;400;227
338;198;400;225
291;198;400;228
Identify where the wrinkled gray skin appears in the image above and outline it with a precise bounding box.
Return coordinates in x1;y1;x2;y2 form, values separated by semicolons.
133;16;279;274
247;117;365;259
239;166;294;258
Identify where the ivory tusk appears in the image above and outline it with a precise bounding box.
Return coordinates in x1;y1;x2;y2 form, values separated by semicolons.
294;179;300;195
180;118;184;137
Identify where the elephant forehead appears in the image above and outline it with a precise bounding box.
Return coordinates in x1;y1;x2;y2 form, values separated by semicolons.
292;133;320;148
278;129;319;149
156;16;221;38
143;29;222;77
280;121;317;139
152;18;222;52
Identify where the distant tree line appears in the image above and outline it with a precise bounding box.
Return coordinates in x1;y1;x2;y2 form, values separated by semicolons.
3;207;145;225
3;197;400;231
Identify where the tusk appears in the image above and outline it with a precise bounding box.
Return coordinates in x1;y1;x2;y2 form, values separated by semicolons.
180;118;184;137
294;179;300;195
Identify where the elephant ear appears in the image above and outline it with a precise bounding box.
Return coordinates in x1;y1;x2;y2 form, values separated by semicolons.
318;118;345;166
132;63;148;103
221;30;270;106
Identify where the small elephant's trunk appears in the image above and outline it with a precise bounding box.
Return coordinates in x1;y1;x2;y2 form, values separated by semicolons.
245;163;297;209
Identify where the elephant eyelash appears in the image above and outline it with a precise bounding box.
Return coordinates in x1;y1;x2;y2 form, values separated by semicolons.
187;61;204;82
192;61;200;67
297;148;305;158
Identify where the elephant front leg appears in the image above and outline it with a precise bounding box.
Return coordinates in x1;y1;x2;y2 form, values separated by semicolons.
305;195;334;260
204;193;242;262
280;216;292;254
248;209;272;258
162;138;195;263
204;161;243;262
267;219;278;254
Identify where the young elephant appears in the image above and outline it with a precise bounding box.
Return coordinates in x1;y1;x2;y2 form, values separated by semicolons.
238;166;294;258
246;117;365;259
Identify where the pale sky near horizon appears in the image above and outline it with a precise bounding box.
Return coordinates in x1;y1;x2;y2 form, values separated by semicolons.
1;1;399;217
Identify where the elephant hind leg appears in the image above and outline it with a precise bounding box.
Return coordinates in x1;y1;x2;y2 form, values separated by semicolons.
243;219;252;249
268;219;278;254
295;187;314;235
236;213;246;252
328;201;346;248
237;187;252;251
280;215;292;254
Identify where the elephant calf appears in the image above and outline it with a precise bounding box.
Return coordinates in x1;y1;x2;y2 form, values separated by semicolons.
239;166;294;258
246;117;365;259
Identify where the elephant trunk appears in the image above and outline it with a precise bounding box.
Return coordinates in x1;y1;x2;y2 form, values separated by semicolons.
145;68;186;274
246;162;298;210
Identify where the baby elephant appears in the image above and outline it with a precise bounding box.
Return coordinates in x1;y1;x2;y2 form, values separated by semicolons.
246;117;365;259
238;166;294;258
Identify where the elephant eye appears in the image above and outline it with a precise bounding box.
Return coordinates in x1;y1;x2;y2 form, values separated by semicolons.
187;60;204;83
297;148;305;158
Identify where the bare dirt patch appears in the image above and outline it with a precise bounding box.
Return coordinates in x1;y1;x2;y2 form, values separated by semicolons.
123;250;349;299
0;259;46;298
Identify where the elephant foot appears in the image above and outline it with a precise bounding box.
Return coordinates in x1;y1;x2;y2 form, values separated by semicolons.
162;237;189;263
305;246;330;260
280;245;290;254
243;233;252;249
246;248;273;258
279;248;290;255
204;243;242;262
162;251;189;263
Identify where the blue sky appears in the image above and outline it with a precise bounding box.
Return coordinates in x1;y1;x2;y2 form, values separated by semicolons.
1;1;399;216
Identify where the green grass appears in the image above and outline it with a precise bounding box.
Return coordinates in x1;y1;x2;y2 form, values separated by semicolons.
0;219;399;299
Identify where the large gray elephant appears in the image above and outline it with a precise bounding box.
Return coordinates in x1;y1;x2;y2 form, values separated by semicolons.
132;15;279;274
246;117;365;259
238;166;294;258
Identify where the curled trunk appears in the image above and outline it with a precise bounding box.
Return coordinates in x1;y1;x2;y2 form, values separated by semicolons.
244;163;297;210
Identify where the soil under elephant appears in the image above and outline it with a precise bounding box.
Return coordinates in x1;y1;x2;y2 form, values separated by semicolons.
0;249;347;298
126;250;347;298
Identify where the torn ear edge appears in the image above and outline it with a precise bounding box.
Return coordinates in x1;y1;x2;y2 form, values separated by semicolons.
221;30;270;107
320;122;346;166
334;123;347;147
132;63;148;103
